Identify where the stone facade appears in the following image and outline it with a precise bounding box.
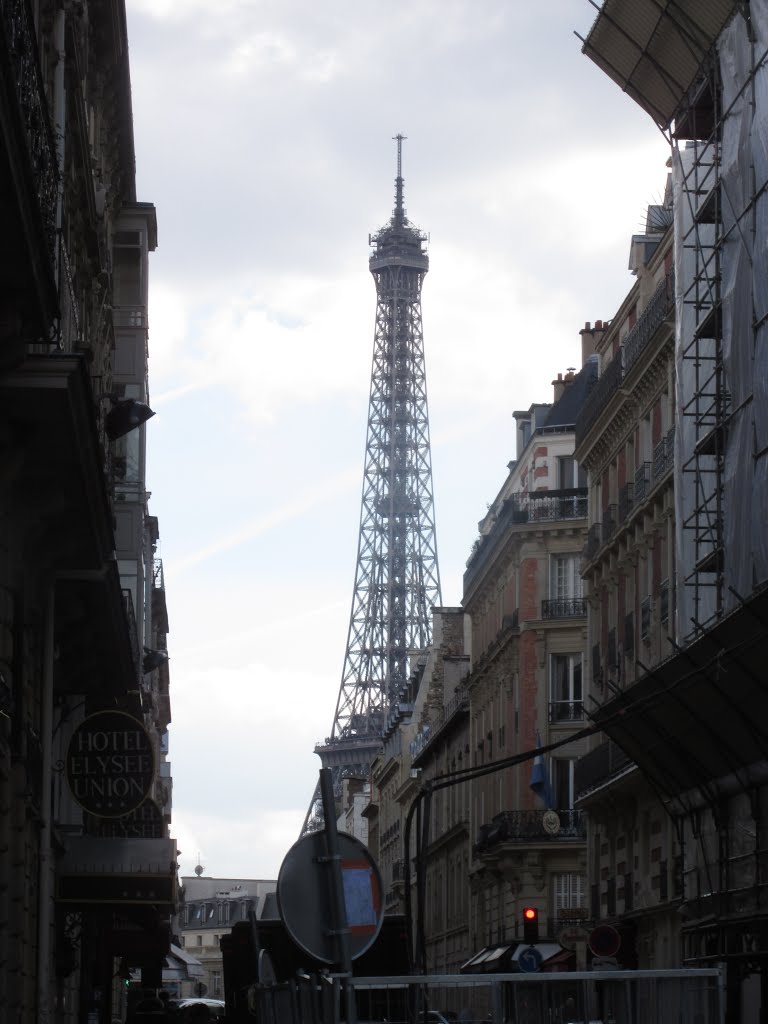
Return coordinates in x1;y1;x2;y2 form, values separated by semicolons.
574;194;679;969
0;1;173;1020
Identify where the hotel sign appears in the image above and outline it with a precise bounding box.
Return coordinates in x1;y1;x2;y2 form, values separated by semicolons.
66;711;154;817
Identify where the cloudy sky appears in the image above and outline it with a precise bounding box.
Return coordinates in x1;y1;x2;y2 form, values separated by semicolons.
125;0;670;879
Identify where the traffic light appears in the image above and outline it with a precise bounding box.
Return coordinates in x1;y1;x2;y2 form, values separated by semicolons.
522;906;539;944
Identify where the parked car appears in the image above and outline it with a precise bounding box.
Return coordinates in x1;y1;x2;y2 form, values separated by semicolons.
166;998;227;1021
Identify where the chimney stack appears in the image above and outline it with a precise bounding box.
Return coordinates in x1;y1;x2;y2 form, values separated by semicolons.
579;319;607;365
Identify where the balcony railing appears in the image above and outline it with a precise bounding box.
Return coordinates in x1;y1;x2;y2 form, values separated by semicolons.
584;523;602;561
4;0;59;256
660;579;670;623
474;809;586;852
122;588;139;679
527;490;588;522
624;611;635;656
641;596;652;640
623;268;675;377
549;700;584;723
575;739;632;797
634;461;652;503
541;597;586;619
591;642;602;687
653;425;675;483
618;481;634;524
575;270;675;447
607;627;617;674
465;488;587;587
603;504;618;543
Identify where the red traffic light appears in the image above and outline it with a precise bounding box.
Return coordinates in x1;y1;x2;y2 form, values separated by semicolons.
522;906;539;942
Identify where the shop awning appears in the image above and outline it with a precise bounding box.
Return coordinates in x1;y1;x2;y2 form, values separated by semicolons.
165;944;204;980
460;945;514;974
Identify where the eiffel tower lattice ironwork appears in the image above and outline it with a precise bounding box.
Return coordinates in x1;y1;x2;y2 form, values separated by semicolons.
302;136;442;834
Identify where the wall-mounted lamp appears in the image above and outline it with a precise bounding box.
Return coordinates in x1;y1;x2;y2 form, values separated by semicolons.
104;398;155;442
142;648;169;674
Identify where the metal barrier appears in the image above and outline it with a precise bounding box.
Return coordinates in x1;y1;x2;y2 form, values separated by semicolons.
245;969;724;1024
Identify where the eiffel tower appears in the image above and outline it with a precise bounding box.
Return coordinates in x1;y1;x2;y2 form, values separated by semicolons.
303;136;442;833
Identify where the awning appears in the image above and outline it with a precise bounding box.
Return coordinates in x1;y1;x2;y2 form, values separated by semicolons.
57;837;177;908
592;587;768;802
511;943;562;964
581;0;739;129
462;942;569;974
460;945;514;974
165;944;204;980
541;949;575;972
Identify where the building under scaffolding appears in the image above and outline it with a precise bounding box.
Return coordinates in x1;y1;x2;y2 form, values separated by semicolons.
577;2;768;1021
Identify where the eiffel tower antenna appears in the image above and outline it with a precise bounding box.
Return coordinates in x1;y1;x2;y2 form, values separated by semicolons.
302;137;442;833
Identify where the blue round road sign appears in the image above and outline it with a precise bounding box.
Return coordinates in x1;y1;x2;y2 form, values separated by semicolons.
518;945;543;973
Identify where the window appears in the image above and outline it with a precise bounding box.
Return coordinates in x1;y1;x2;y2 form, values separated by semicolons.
553;759;577;809
196;935;203;947
553;872;585;915
212;971;222;997
113;230;144;306
557;457;587;490
550;654;583;722
550;555;583;600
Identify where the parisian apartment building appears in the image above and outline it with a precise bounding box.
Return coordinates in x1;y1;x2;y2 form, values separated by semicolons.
0;1;175;1021
178;874;278;999
367;355;596;976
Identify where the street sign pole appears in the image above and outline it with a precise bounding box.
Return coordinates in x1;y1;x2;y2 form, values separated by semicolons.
319;768;357;1024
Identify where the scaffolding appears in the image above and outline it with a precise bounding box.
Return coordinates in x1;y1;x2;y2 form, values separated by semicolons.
582;0;768;640
672;6;768;638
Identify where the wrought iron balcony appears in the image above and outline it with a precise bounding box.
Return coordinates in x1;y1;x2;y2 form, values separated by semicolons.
465;489;587;589
624;610;635;656
122;588;140;679
527;489;588;522
576;270;675;448
591;642;602;686
584;523;602;561
3;0;59;249
541;597;586;619
634;461;652;503
603;504;618;543
549;700;584;723
660;579;670;624
618;481;634;524
623;269;675;377
474;809;586;853
575;353;623;443
640;596;652;640
607;627;617;674
575;739;632;798
653;424;675;483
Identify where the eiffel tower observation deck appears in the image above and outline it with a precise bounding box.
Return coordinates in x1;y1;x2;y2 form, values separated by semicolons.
303;136;442;833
